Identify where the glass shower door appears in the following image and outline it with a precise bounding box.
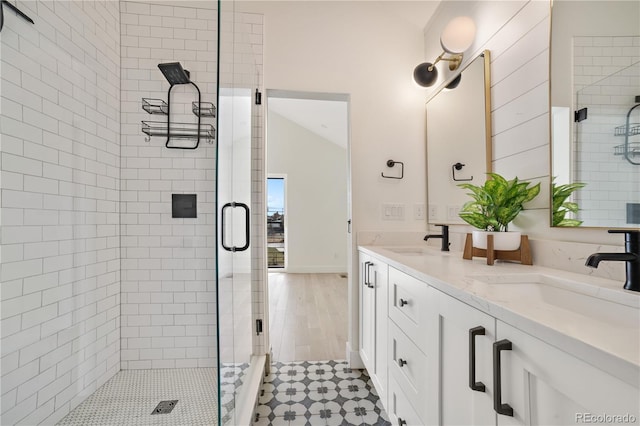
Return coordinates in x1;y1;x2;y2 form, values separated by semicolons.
217;1;262;424
216;87;253;425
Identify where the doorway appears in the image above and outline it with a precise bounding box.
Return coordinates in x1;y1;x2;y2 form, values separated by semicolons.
265;90;350;362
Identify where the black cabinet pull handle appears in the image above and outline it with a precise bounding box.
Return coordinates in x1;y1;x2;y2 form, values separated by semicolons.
398;358;407;367
469;326;486;392
366;262;374;288
398;417;407;426
399;298;408;307
493;339;514;417
363;261;371;287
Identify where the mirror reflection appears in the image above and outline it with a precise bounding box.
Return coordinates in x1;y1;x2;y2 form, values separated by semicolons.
550;0;640;228
426;51;492;225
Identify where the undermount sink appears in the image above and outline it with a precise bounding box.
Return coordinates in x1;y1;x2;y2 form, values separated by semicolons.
469;273;640;328
383;247;443;256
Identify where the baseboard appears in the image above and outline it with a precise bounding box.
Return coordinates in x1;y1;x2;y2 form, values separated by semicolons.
235;355;266;426
346;341;364;369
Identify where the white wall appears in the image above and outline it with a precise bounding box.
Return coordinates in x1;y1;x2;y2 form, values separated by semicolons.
119;0;218;370
1;1;121;424
267;111;348;273
236;1;430;233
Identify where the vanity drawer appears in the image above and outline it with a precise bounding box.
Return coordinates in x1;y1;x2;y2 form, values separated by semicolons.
387;373;424;426
388;267;431;353
388;320;429;422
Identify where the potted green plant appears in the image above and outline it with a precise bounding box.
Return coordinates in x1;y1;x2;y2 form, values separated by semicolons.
551;178;586;227
458;173;541;250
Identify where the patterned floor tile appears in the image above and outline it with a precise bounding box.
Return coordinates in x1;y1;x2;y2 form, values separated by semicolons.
254;360;390;426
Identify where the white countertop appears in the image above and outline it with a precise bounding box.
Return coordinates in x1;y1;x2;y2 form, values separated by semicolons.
359;245;640;387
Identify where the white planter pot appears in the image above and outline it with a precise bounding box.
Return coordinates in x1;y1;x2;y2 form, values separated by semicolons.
472;230;521;251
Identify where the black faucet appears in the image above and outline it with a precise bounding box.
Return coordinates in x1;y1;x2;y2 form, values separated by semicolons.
424;224;450;252
585;230;639;292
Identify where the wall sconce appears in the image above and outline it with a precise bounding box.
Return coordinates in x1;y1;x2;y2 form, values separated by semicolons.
413;16;476;87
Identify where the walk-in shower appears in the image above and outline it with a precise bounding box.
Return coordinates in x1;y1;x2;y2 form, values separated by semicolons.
0;1;264;424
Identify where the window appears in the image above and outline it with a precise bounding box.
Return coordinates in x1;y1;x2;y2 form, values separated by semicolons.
267;177;285;268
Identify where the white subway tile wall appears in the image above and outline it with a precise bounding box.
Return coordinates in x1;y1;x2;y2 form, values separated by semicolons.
119;1;218;370
2;0;266;423
573;36;640;227
1;1;121;425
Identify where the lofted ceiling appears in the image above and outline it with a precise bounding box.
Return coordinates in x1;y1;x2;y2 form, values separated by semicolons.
268;97;349;149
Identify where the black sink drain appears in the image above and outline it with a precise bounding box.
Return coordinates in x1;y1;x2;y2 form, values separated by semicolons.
151;400;178;415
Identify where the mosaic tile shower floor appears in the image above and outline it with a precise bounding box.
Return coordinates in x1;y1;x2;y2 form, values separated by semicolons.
56;368;217;426
253;360;391;426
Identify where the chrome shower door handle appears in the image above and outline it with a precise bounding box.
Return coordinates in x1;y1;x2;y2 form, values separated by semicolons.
221;202;250;252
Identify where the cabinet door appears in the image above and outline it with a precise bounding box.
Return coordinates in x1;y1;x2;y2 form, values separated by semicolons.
496;321;640;426
359;254;375;372
428;289;496;426
372;259;388;402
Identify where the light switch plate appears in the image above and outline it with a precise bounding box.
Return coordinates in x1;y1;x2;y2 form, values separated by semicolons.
382;203;405;221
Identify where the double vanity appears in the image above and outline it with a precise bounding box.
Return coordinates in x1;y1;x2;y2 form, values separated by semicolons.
358;245;640;425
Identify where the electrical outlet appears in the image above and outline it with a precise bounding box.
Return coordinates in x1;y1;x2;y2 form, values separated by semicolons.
414;203;425;220
428;205;438;220
448;205;461;220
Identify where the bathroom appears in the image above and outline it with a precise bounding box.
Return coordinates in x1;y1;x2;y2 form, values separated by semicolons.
1;0;638;425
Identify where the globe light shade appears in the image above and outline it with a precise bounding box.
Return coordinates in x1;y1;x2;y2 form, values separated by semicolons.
413;62;438;87
440;16;476;54
445;74;462;90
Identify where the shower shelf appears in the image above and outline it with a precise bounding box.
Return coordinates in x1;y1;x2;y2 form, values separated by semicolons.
142;121;215;143
142;98;168;115
192;101;216;117
614;142;640;157
614;123;640;137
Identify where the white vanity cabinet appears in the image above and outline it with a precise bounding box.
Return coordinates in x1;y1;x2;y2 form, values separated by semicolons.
429;288;640;426
427;288;496;426
357;248;640;426
358;252;388;404
495;321;639;426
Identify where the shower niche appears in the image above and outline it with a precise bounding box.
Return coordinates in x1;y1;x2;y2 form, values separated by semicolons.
141;62;216;149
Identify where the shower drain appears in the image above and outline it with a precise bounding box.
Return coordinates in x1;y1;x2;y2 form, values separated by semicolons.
151;400;178;415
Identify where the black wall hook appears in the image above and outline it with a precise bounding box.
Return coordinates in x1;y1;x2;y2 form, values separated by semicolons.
382;160;404;179
452;162;473;181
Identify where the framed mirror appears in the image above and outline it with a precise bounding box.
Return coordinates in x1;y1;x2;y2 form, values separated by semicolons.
550;0;640;228
426;51;492;225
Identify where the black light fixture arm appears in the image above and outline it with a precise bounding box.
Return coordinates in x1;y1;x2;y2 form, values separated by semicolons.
381;160;404;179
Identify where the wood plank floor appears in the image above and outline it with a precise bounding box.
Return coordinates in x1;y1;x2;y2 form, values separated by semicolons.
268;272;348;362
